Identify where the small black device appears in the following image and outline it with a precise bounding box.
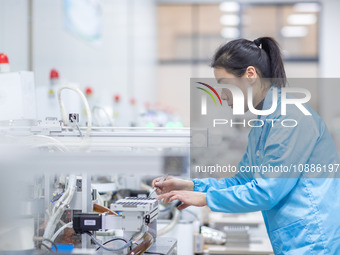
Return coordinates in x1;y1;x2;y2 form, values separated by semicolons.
73;213;102;234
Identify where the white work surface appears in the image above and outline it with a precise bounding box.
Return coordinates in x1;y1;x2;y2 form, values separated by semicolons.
204;237;273;255
209;212;264;226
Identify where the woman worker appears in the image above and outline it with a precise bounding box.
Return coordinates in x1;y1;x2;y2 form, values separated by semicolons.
153;37;340;254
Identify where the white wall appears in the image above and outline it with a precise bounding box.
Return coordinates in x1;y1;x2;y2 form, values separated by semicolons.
0;0;157;124
0;0;29;71
33;0;156;112
130;0;157;103
318;0;340;129
319;0;340;78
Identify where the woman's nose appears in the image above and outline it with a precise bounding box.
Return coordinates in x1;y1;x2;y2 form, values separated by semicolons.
221;92;228;101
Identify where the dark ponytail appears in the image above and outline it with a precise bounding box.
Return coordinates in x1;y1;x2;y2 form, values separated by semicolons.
211;37;286;87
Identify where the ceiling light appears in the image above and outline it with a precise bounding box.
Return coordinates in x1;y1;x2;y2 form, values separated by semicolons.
293;3;321;13
287;14;317;25
221;28;240;39
220;15;240;26
281;26;308;38
219;2;240;13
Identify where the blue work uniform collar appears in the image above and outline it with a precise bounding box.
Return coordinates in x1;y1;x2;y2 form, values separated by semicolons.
258;85;281;120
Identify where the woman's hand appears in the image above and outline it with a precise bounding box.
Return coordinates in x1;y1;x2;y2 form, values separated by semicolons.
157;191;207;210
152;176;194;195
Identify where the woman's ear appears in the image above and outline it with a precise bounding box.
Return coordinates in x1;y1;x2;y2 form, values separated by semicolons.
245;66;258;86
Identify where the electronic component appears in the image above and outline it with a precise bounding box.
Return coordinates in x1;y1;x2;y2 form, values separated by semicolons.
72;198;159;239
69;113;79;123
112;197;158;212
73;213;102;234
111;197;159;225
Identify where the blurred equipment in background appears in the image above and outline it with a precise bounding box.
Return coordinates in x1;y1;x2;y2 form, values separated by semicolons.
36;69;81;122
0;69;36;122
0;53;10;73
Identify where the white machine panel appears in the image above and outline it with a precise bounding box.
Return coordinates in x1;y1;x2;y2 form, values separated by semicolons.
0;71;36;121
111;197;158;212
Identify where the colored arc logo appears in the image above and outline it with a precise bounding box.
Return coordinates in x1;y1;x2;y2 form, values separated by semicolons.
196;82;223;106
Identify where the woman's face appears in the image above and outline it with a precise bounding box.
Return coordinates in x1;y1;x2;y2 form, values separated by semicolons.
213;67;251;110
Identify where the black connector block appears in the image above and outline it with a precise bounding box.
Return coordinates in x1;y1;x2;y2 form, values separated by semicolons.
73;213;102;234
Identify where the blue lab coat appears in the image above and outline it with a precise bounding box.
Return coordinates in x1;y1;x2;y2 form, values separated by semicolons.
193;86;340;254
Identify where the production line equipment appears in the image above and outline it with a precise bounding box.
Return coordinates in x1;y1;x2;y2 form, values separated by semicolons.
32;173;177;255
71;197;172;254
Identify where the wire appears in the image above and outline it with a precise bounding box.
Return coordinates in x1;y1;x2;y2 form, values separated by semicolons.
128;232;153;255
24;135;69;152
51;221;73;242
57;85;92;141
75;122;83;137
144;252;165;255
159;200;178;213
85;231;132;252
95;237;128;251
43;175;77;243
183;208;199;220
130;224;148;244
157;207;180;236
40;243;53;252
69;114;83;137
42;238;58;252
87;225;147;252
159;206;172;213
92;106;115;126
131;227;146;244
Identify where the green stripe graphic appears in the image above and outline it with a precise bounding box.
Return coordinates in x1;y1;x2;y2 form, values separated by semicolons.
196;87;217;105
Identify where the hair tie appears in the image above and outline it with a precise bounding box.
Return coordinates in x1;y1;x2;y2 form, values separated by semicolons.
254;38;261;47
